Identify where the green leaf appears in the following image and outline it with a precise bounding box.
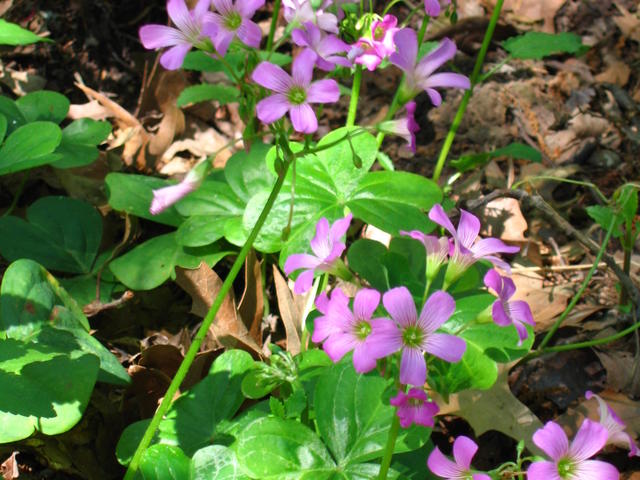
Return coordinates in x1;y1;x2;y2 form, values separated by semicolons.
0;96;26;135
503;32;584;59
53;119;111;169
451;142;541;173
191;445;250;480
16;90;69;123
0;19;52;45
109;232;231;290
158;350;254;455
177;84;239;107
0;121;62;175
116;419;153;466
0;339;99;443
347;239;392;292
586;205;622;238
138;444;191;480
0;196;102;274
235;416;336;479
314;359;430;466
0;259;129;385
106;173;186;227
0;114;7;143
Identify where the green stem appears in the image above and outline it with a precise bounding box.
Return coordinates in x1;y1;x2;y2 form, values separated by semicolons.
346;66;363;127
417;15;429;44
266;0;282;51
2;171;27;217
536;215;616;351
431;0;504;183
124;150;292;479
378;414;401;480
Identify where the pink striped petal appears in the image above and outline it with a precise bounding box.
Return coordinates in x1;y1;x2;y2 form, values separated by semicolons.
527;461;563;480
237;0;264;17
292;49;317;86
307;79;340;103
453;436;479;470
573;460;619;480
383;286;418;328
417;290;455;333
532;421;569;461
570;419;608;462
424;333;466;363
428;446;466;478
160;43;192;70
415;37;457;79
256;94;291;124
284;253;320;275
389;28;417;73
139;25;184;49
237;19;262;48
289;103;318;133
399;347;426;386
353;288;380;321
428;204;457;239
293;269;315;294
167;0;193;32
365;318;402;359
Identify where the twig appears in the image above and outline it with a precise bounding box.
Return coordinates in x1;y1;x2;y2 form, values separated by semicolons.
511;263;607;273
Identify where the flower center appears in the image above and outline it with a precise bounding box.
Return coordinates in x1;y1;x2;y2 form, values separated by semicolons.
408;397;424;407
288;86;307;105
354;320;371;340
225;11;242;30
374;26;384;41
557;458;575;478
402;326;423;348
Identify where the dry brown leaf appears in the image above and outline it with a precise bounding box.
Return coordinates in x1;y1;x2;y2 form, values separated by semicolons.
434;363;543;454
238;249;264;345
594;350;636;393
512;271;571;332
148;105;184;155
491;0;564;32
75;82;140;128
272;265;303;355
175;263;262;356
482;197;528;243
68;100;111;121
1;451;18;480
614;1;640;42
595;56;631;87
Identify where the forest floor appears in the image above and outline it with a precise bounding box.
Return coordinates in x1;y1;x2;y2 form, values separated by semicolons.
1;0;640;478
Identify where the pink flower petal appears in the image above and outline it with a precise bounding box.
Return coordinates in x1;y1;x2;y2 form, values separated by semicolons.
150;179;198;214
573;460;619;480
483;269;503;296
424;333;466;363
456;209;481;250
453;436;479;470
399;347;426;386
323;332;357;363
389;28;417;73
532;421;569;461
527;461;563;480
237;19;262;48
328;213;352;244
310;217;330;257
417;290;455;334
256;94;291;124
383;287;418;328
365;318;402;359
428;446;466;478
352;342;378;373
292;49;317;86
160;43;192;70
428;204;458;239
422;72;471;91
284;253;321;275
307;79;340;103
139;25;184;49
289;103;318;133
491;301;512;327
294;269;315;294
353;288;380;321
194;0;212;18
569;419;609;462
236;0;265;17
213;28;235;55
415;37;457;80
167;0;193;32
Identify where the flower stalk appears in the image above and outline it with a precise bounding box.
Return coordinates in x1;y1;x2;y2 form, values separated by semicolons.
123;144;293;480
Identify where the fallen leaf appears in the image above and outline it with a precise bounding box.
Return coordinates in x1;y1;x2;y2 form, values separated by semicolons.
594;350;636;393
434;363;543;454
482;197;528;243
68;100;111;121
272;265;304;355
175;263;262;357
238;249;264;346
512;271;571;332
595;56;631;87
1;451;18;480
614;1;640;42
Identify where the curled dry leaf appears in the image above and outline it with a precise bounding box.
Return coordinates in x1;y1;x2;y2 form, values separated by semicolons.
272;265;305;355
482;197;528;243
174;263;262;357
1;451;18;480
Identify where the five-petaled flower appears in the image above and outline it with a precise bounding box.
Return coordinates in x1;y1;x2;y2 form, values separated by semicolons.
390;28;470;105
209;0;264;55
390;388;439;428
370;287;465;387
139;0;218;70
252;49;340;133
313;288;391;372
401;230;450;282
292;21;351;71
428;436;491;480
284;213;352;293
429;204;520;288
483;269;534;345
586;390;640;457
528;419;619;480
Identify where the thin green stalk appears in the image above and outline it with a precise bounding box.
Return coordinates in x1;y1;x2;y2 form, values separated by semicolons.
266;0;282;51
346;66;363;127
416;14;429;44
378;414;401;480
124;152;292;479
536;215;616;351
3;171;27;217
432;0;504;183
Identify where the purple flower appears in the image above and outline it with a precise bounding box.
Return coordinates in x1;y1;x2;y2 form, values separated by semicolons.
312;288;391;372
427;436;491;480
429;204;520;287
390;388;439;428
424;0;451;17
252;49;340;133
586;390;640;457
401;231;449;281
390;28;470;105
210;0;264;56
149;160;209;214
350;14;399;71
139;0;218;70
483;269;534;345
377;101;420;153
284;213;352;293
368;287;465;387
292;21;351;71
282;0;338;33
528;419;619;480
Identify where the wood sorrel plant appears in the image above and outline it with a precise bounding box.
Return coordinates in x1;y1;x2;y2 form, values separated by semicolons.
116;0;624;479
